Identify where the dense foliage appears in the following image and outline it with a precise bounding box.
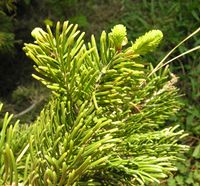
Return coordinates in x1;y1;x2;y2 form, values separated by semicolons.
0;21;189;185
0;0;199;185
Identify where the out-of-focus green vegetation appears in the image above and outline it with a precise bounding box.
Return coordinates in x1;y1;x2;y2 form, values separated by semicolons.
0;0;199;185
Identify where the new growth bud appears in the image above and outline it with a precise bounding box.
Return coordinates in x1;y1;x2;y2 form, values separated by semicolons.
110;24;128;51
132;30;163;55
31;27;47;41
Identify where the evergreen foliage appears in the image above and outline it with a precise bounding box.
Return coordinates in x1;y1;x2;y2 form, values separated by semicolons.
0;21;189;185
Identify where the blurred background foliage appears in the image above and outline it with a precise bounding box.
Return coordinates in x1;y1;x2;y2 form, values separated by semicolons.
0;0;199;185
